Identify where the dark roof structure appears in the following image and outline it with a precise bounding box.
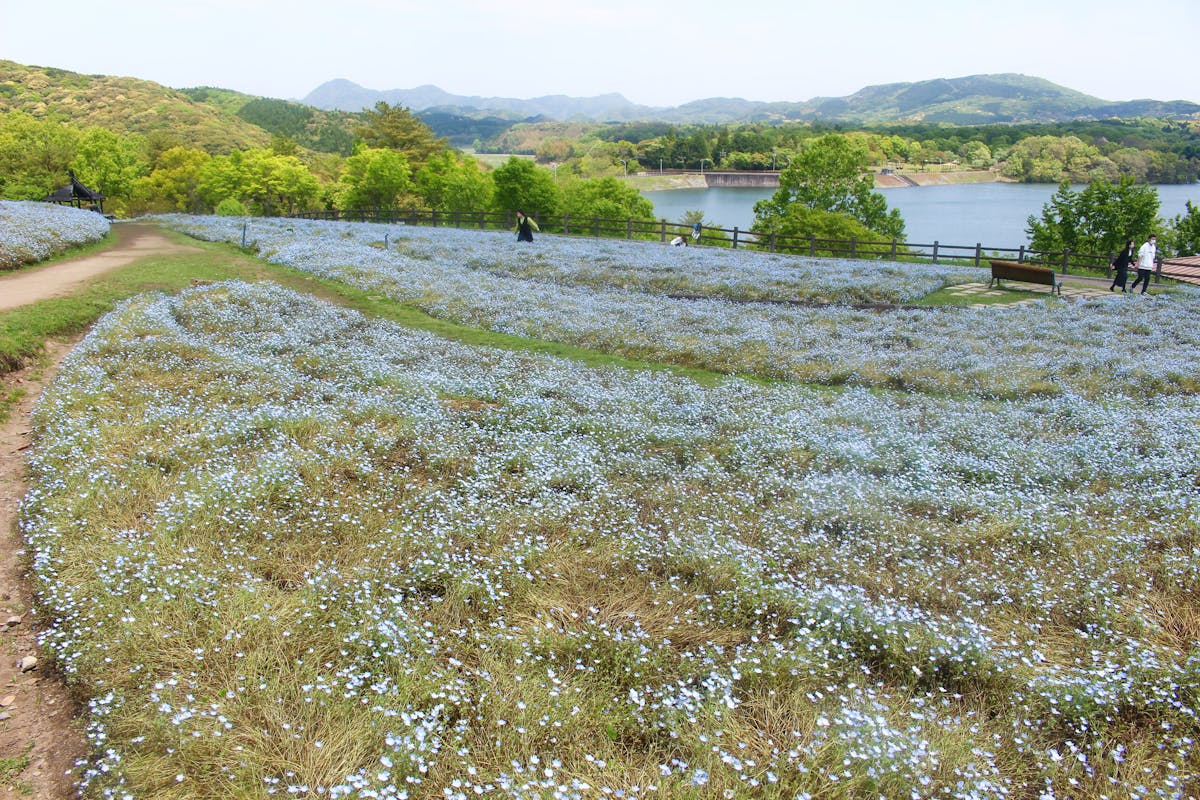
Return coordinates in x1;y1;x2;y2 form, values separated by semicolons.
44;169;105;212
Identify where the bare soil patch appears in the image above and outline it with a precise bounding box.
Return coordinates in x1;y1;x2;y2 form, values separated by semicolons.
0;340;84;799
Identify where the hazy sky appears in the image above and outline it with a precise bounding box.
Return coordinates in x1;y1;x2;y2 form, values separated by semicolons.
3;0;1197;107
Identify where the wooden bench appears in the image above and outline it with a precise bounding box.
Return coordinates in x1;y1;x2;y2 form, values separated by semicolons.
987;260;1062;296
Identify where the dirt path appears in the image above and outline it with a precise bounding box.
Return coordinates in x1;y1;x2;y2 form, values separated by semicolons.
0;340;83;799
0;223;199;797
0;222;200;311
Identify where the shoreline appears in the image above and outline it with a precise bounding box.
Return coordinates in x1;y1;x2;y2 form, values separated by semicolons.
625;169;1010;191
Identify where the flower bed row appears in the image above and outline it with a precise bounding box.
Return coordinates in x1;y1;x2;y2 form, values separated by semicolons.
0;201;110;269
158;215;1200;401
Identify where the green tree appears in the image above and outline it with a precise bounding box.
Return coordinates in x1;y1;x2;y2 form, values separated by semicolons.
561;177;655;233
490;157;561;216
337;147;415;211
71;128;150;212
199;149;320;216
130;146;211;214
0;111;79;199
1027;177;1160;256
751;203;884;257
754;134;905;239
1167;200;1200;256
414;151;493;212
355;102;447;168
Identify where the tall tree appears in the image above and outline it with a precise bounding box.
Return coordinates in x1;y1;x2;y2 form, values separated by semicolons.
71;128;150;209
560;177;655;231
337;147;415;211
490;157;561;216
1167;200;1200;256
130;146;211;214
751;204;882;257
754;134;905;239
355;102;447;168
414;152;493;213
1026;177;1160;256
0;112;79;199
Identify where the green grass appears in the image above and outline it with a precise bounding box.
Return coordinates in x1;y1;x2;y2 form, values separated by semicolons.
0;742;33;794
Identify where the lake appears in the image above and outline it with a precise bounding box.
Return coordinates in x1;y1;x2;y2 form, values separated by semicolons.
641;182;1200;249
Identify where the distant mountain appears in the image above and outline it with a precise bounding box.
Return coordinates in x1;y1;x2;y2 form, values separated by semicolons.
304;73;1200;124
305;79;659;121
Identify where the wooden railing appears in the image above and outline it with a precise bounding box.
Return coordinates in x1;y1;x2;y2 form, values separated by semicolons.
290;208;1174;282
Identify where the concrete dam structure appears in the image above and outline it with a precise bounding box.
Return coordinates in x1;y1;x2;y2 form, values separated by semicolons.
703;171;781;188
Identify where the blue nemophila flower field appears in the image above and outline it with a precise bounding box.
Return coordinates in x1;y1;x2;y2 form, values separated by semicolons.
157;215;1200;401
0;200;110;269
20;237;1199;800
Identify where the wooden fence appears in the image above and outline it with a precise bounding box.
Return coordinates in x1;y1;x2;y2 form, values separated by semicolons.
290;208;1178;283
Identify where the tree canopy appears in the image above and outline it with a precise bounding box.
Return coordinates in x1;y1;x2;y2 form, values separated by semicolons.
754;134;905;240
1026;177;1160;256
490;157;561;216
355;102;448;167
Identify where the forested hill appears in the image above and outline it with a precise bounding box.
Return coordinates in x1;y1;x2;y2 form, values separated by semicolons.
0;61;358;155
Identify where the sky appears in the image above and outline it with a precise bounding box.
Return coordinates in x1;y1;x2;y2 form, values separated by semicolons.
2;0;1198;108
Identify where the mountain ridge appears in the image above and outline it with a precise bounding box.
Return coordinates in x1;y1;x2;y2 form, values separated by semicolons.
302;73;1200;124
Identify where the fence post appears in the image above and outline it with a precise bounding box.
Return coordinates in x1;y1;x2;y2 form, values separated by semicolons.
932;241;939;265
564;214;570;236
660;219;666;243
770;232;776;253
1017;245;1025;263
479;212;486;229
1155;257;1162;284
1061;249;1070;274
627;218;633;240
241;222;247;248
593;217;600;237
850;236;857;258
733;227;739;249
809;236;816;257
974;243;982;267
891;239;897;260
454;211;461;229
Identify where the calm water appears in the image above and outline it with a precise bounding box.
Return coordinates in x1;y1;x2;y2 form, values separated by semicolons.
642;183;1200;249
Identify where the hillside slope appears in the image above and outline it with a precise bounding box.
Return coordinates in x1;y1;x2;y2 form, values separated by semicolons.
0;61;357;154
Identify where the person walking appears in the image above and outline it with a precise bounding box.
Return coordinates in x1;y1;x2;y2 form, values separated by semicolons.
1109;239;1135;292
515;210;539;242
1130;234;1157;294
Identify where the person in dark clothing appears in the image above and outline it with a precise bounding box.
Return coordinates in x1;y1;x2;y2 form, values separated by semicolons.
1109;239;1135;292
515;210;539;242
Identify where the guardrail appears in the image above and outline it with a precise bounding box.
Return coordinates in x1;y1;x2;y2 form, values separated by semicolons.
290;208;1177;283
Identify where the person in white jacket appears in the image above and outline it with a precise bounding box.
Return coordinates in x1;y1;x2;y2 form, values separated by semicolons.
1131;234;1157;294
